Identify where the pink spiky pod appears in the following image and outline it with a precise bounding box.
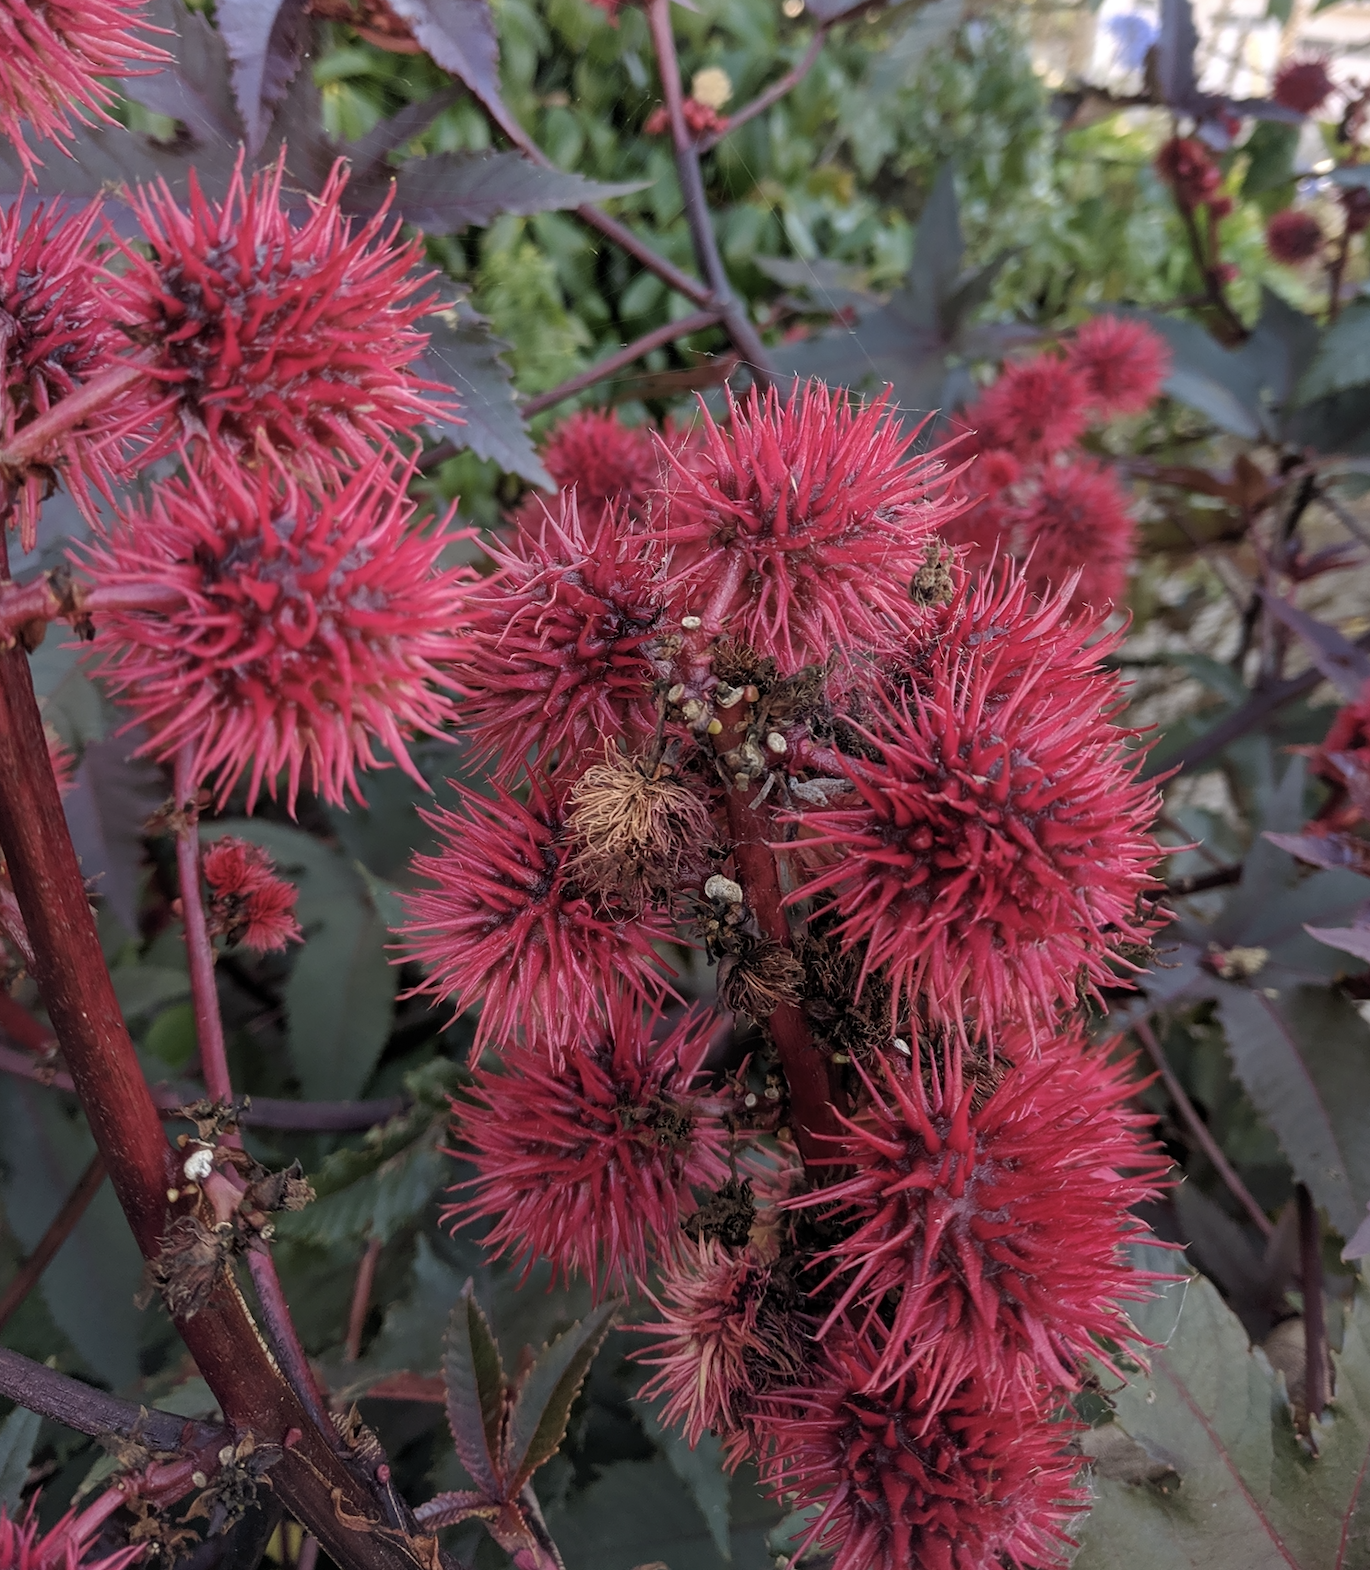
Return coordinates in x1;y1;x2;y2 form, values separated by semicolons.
659;382;961;668
964;356;1091;460
0;0;166;178
106;154;453;470
935;447;1022;573
395;777;679;1055
81;444;474;811
461;492;674;782
786;1026;1167;1394
1064;316;1171;419
636;1234;816;1460
0;196;145;551
445;996;728;1294
0;1498;144;1569
512;409;664;531
782;565;1163;1038
1011;458;1137;612
754;1330;1086;1570
201;837;302;953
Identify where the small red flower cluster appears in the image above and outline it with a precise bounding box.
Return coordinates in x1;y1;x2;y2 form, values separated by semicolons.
200;837;302;953
942;316;1169;611
644;99;728;140
393;382;1166;1568
1154;135;1222;211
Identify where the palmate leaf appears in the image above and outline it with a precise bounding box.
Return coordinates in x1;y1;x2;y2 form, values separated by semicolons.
1074;1249;1370;1569
768;165;1011;431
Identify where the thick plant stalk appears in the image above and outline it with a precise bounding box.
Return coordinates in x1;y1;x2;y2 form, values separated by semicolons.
0;523;442;1570
712;689;845;1165
0;1343;224;1449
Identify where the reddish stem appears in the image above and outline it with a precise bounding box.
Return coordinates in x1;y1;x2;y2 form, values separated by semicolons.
346;1237;384;1362
0;573;184;649
173;812;336;1442
0;1151;106;1331
0;362;146;469
712;694;846;1166
521;309;723;417
0;512;432;1570
0;1036;408;1130
0;1342;223;1449
173;744;231;1105
645;0;774;385
245;1248;336;1441
1134;1018;1272;1237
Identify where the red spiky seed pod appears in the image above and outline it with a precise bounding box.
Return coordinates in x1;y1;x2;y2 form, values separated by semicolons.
107;154;452;469
783;566;1163;1037
966;356;1092;460
1265;208;1325;265
461;494;670;782
1013;459;1136;612
1272;55;1335;116
789;1030;1166;1393
532;408;663;526
755;1334;1085;1570
636;1236;813;1455
0;0;166;177
0;196;143;551
396;779;678;1054
661;382;957;666
1065;315;1170;419
446;997;727;1293
83;446;473;811
201;837;302;953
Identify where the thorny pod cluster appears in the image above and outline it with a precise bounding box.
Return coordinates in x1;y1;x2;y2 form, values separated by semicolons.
0;2;1173;1564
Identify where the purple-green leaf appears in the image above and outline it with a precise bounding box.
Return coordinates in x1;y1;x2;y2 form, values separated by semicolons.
1259;591;1370;703
383;0;528;146
214;0;309;155
505;1300;620;1491
1305;922;1370;966
442;1283;508;1499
